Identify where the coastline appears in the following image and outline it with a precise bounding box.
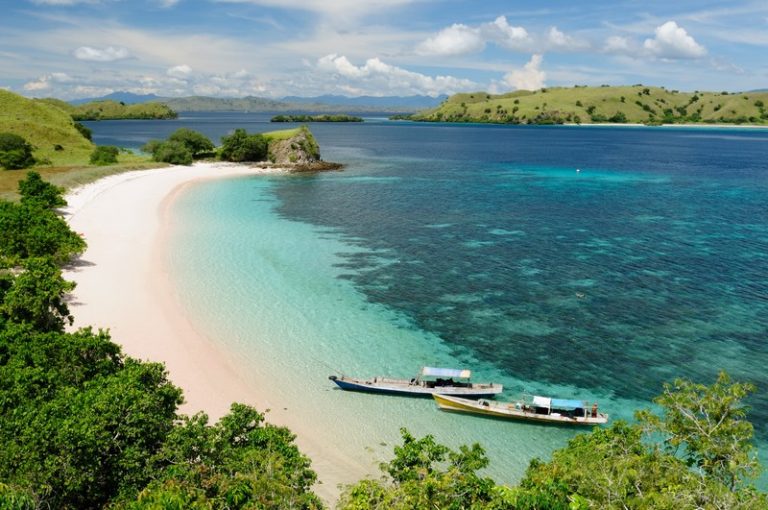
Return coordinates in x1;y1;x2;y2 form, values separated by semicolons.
61;162;359;503
63;163;267;420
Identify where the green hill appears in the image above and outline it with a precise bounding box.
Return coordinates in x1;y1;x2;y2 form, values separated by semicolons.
0;89;94;166
39;98;176;120
409;85;768;126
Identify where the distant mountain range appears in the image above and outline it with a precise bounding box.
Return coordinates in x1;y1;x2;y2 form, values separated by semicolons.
281;94;447;109
67;92;447;113
70;92;163;105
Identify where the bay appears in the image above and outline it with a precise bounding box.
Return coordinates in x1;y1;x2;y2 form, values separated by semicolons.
86;114;768;484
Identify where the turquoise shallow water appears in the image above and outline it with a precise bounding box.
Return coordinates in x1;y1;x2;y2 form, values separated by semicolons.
88;115;768;485
167;175;647;484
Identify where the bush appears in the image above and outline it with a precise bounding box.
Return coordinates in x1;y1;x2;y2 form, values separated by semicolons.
167;128;213;158
90;146;119;166
152;141;193;165
219;128;268;162
0;133;36;170
73;122;92;141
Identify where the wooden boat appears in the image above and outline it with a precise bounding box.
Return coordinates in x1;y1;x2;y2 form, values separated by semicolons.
328;367;503;397
433;393;608;426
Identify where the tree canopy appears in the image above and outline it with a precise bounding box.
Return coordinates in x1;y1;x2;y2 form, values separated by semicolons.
219;128;268;162
0;132;36;170
167;128;214;157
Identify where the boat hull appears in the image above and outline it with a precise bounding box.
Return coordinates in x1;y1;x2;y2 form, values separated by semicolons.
329;375;502;398
433;394;608;425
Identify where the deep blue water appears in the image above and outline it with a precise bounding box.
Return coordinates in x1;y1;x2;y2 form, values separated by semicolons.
86;114;768;437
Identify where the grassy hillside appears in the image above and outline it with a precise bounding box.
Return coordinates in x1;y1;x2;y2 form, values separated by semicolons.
0;89;95;166
0;90;158;199
38;98;177;120
410;85;768;125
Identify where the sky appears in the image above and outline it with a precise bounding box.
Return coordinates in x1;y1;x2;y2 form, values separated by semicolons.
1;0;766;99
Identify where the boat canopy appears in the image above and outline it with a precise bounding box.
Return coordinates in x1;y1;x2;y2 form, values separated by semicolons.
551;398;586;410
532;396;586;410
421;367;471;379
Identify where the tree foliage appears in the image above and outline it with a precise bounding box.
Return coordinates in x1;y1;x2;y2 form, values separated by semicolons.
0;173;85;266
1;257;75;331
167;128;214;157
637;371;759;490
0;133;36;170
18;171;66;209
338;428;498;510
116;404;323;509
219;129;268;162
142;139;193;165
73;122;92;141
89;145;119;166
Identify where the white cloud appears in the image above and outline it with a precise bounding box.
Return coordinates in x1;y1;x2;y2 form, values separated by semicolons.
485;16;531;50
316;54;477;96
415;16;531;56
604;35;631;53
546;26;589;51
167;64;192;78
73;46;130;62
643;21;706;59
22;72;73;92
416;24;484;56
502;54;546;91
23;79;51;91
416;17;585;56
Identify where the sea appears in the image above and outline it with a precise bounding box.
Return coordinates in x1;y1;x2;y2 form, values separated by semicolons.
85;113;768;486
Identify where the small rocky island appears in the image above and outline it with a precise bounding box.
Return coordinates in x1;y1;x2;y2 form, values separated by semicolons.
266;126;342;171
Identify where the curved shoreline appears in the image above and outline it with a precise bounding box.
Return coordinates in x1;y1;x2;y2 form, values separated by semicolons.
61;163;359;503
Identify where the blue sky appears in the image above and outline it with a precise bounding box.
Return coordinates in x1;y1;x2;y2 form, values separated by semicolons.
1;0;766;99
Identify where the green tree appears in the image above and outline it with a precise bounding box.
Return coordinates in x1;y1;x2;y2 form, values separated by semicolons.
219;129;268;162
338;428;497;510
637;371;759;490
157;141;194;165
18;171;66;209
0;257;75;331
168;128;214;158
90;145;119;165
73;122;92;141
0;201;85;265
132;404;323;510
0;133;36;170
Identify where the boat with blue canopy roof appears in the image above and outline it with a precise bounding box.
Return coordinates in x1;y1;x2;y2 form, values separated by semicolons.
433;393;608;425
328;367;502;397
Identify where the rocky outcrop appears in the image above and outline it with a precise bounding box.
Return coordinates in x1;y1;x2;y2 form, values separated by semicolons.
266;126;340;171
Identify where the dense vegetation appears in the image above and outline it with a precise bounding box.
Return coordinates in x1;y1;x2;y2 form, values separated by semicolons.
142;126;326;168
0;133;36;170
408;85;768;125
40;98;177;121
271;114;363;122
89;145;120;166
143;128;216;165
219;128;269;162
